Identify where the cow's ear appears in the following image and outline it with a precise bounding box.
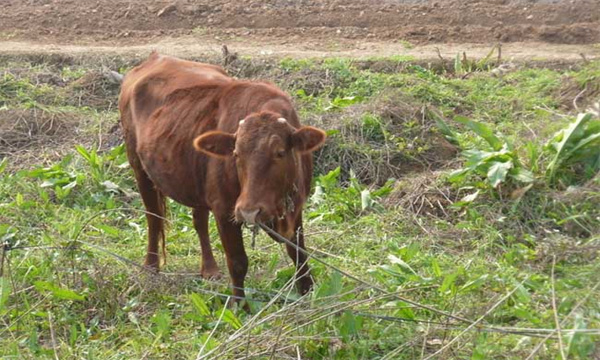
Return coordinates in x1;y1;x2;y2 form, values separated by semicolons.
193;131;236;158
292;126;326;154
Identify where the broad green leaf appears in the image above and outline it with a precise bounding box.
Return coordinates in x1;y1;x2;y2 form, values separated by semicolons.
316;271;343;298
317;167;340;190
34;281;85;301
189;293;211;317
440;272;459;294
395;304;416;320
360;189;372;210
339;311;362;342
431;111;459;145
431;259;442;277
75;145;92;162
487;161;512;188
546;113;596;180
222;308;242;330
565;313;593;358
562;132;600;163
510;167;534;183
388;254;417;275
95;224;120;237
447;168;470;183
460;274;489;292
454;116;504;151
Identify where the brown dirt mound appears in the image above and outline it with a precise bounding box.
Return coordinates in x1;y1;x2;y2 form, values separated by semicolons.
65;71;121;110
556;74;600;112
309;91;458;185
1;0;598;46
0;108;81;155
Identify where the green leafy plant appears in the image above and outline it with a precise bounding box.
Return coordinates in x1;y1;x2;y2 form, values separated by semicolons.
447;116;534;189
308;167;394;223
545;112;600;184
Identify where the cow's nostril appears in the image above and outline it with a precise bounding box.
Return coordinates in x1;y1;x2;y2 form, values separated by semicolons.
239;208;260;224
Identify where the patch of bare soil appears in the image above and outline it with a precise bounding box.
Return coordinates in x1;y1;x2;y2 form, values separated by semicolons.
1;0;598;47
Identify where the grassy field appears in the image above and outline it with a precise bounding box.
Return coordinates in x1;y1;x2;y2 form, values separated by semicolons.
1;52;599;359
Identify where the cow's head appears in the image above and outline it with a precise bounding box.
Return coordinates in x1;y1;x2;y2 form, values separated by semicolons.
193;111;326;224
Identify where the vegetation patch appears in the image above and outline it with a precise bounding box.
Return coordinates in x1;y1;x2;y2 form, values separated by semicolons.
1;54;600;359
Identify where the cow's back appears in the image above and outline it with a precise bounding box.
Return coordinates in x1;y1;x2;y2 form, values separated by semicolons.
119;52;231;126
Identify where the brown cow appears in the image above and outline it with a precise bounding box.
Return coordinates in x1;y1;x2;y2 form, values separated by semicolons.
118;52;326;302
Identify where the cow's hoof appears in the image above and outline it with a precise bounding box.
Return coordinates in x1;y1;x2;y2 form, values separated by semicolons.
144;257;160;273
200;266;222;280
297;274;314;296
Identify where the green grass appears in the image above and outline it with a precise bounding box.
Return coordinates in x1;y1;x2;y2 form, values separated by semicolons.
1;55;599;359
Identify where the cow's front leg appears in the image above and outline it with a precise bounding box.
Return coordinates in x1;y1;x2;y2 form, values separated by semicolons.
285;222;313;295
215;214;248;308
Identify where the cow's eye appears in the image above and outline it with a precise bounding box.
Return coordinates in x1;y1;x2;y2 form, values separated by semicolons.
275;150;286;158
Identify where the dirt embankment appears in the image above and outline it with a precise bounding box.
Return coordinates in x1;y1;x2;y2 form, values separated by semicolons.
1;0;599;46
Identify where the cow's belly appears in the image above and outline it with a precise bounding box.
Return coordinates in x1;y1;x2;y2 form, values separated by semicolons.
137;138;204;208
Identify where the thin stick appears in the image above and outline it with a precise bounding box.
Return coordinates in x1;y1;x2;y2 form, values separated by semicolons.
421;322;431;359
0;242;6;277
573;88;586;111
551;256;567;360
497;43;502;64
48;312;60;360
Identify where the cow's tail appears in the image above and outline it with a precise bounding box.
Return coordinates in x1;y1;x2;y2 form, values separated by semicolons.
105;70;124;84
159;193;168;267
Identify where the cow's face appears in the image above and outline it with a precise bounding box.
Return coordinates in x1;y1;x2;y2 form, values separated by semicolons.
193;112;326;224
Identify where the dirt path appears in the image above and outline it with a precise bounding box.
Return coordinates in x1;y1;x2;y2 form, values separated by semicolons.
2;38;599;63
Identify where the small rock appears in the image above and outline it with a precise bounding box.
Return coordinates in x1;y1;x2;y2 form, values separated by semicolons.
526;15;533;20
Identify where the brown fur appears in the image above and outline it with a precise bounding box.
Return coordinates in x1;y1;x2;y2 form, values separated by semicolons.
119;53;325;302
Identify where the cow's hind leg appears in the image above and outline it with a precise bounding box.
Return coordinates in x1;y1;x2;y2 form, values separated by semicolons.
126;148;166;270
193;208;221;279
